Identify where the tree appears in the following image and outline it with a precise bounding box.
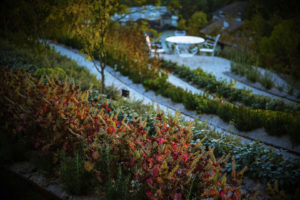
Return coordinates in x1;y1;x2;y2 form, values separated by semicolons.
259;20;300;76
177;18;187;30
49;0;145;94
61;0;119;94
0;0;55;44
188;11;207;35
243;0;300;77
163;0;181;12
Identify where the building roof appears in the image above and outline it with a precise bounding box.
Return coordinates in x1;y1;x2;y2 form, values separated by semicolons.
202;1;247;34
212;1;248;18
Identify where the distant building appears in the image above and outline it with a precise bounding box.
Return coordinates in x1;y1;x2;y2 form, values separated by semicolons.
202;1;248;34
111;5;178;29
212;1;247;21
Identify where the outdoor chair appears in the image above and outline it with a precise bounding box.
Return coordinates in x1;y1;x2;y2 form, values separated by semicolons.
200;34;220;56
190;47;198;55
174;30;186;36
150;42;165;56
175;45;180;55
145;33;165;57
174;45;197;57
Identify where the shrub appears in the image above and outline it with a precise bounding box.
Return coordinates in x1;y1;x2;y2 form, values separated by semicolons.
56;34;300;143
196;98;218;114
246;66;260;83
192;122;300;191
0;69;251;199
288;85;294;96
258;20;300;78
230;62;247;76
233;107;263;131
161;59;299;113
263;112;292;136
277;85;284;92
35;67;67;79
182;92;198;110
187;11;208;35
216;103;234;122
0;38;102;91
260;71;275;89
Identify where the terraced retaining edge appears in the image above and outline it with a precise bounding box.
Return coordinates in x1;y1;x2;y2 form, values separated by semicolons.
7;162;99;200
105;65;300;157
224;71;300;103
51;42;300;158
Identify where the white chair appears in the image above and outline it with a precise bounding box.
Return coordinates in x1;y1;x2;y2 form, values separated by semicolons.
150;47;165;56
174;30;186;36
190;47;198;55
145;33;165;57
200;34;220;56
150;42;165;57
175;45;180;55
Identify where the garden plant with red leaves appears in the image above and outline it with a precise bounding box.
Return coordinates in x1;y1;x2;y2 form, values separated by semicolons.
0;69;255;199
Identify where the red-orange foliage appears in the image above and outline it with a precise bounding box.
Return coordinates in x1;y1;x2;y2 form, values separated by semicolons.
0;69;251;199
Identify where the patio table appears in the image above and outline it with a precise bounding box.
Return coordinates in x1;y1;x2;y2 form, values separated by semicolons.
165;36;205;57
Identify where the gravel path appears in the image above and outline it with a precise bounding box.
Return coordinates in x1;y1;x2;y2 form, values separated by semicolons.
162;54;297;103
50;43;300;159
168;74;207;96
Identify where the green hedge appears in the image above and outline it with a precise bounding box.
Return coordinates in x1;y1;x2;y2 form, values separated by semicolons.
160;59;299;112
56;35;300;144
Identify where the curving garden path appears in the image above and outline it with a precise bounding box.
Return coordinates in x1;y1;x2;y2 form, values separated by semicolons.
50;42;300;159
162;54;298;103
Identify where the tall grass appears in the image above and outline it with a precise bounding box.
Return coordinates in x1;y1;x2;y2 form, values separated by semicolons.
220;46;293;92
230;62;276;89
246;66;260;83
260;71;275;89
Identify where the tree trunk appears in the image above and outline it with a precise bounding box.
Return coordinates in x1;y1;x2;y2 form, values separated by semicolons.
100;60;105;94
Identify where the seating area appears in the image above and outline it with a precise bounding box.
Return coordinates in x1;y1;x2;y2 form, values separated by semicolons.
146;31;221;58
199;34;220;56
174;30;186;36
145;33;165;57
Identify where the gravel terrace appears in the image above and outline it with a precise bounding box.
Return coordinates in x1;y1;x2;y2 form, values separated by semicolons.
50;42;300;159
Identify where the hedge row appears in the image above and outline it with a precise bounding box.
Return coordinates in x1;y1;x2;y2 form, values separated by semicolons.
160;59;299;112
57;36;300;144
143;77;300;144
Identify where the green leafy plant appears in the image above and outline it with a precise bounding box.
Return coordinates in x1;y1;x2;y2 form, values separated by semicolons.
246;66;260;83
260;71;275;89
161;59;299;112
230;61;283;91
192;122;300;192
230;62;247;76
